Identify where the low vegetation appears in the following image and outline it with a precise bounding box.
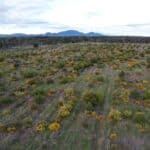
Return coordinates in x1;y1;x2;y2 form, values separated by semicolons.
0;42;149;149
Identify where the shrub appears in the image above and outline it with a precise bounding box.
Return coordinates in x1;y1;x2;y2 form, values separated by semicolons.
2;108;11;116
25;78;37;85
36;120;47;132
57;98;65;107
134;111;146;125
47;89;55;97
130;89;142;100
109;132;117;141
23;116;33;128
0;122;5;132
56;60;65;69
74;61;90;71
34;95;45;104
21;69;37;78
56;98;75;121
33;87;47;96
142;90;150;100
59;76;74;84
0;70;6;77
33;43;39;48
57;106;70;118
146;57;150;68
0;56;5;62
82;90;104;107
108;109;122;122
64;88;74;97
48;122;60;131
96;76;105;82
123;110;132;118
118;71;125;80
7;126;16;132
33;87;47;104
0;96;14;105
119;88;130;103
30;102;38;110
32;86;48;104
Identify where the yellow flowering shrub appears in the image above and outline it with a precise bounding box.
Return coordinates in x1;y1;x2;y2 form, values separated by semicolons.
109;132;117;141
7;126;16;132
14;91;25;97
57;98;65;107
127;59;139;68
36;120;47;132
58;106;70;118
142;80;149;84
47;90;55;97
65;100;74;110
56;96;76;121
123;110;132;118
9;64;16;71
84;110;96;117
0;123;5;132
119;88;130;103
48;122;60;132
2;108;11;116
64;88;74;97
120;81;127;88
135;83;144;90
95;114;105;121
25;78;36;85
108;109;122;122
84;110;105;122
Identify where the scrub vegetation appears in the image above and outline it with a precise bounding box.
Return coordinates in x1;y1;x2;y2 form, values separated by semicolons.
0;42;150;150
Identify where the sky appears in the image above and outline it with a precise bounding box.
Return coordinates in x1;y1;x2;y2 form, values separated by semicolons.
0;0;150;36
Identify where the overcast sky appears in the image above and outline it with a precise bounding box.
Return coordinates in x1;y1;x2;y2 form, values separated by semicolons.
0;0;150;36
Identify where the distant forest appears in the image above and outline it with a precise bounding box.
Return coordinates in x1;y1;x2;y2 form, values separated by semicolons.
1;36;150;49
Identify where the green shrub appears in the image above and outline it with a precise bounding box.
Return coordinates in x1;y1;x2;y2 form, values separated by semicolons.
33;43;39;48
134;111;146;125
0;70;6;77
146;57;150;68
56;60;65;69
22;116;33;128
142;90;150;100
82;89;104;106
74;61;90;71
123;110;132;118
130;89;142;100
59;76;74;84
21;69;37;78
0;56;5;62
33;87;47;96
34;95;45;104
118;71;125;80
0;122;5;132
96;76;105;82
0;97;14;105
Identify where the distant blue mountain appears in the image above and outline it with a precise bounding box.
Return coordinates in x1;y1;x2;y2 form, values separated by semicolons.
46;30;103;36
56;30;84;36
86;32;102;36
0;30;104;37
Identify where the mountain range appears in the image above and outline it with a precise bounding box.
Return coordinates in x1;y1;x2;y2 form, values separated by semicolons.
0;30;103;37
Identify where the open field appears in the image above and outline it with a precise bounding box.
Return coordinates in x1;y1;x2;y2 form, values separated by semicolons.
0;42;150;150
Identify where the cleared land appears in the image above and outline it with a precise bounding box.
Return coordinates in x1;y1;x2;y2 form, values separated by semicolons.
0;43;150;150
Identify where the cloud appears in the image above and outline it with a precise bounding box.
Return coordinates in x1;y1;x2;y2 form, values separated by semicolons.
125;23;150;28
0;0;52;24
0;0;150;35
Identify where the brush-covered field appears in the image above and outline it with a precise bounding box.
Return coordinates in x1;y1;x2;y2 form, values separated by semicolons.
0;43;150;150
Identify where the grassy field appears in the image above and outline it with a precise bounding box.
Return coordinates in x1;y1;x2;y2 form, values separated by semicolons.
0;42;150;150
